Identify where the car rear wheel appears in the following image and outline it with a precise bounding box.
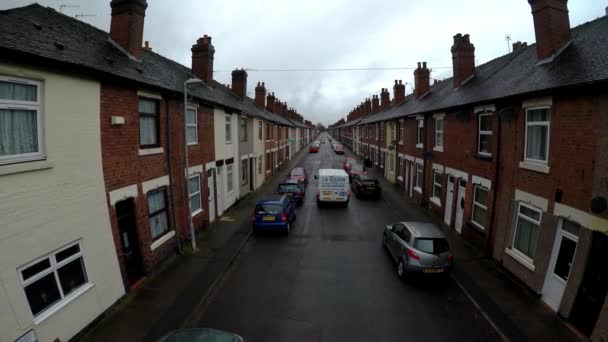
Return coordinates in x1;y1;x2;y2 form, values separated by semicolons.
397;259;406;279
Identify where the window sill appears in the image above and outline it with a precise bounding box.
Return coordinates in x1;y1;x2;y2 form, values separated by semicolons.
414;186;422;194
504;248;536;272
430;197;442;207
474;154;492;162
34;283;95;326
150;230;176;251
398;142;404;146
192;209;203;217
139;147;164;156
519;161;550;174
187;142;199;147
433;146;444;152
0;160;53;176
469;220;486;232
416;144;423;149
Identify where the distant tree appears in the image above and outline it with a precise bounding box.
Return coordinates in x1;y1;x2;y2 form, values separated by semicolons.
316;122;326;132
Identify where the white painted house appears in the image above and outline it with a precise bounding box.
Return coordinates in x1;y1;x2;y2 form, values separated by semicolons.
0;62;125;342
212;106;239;216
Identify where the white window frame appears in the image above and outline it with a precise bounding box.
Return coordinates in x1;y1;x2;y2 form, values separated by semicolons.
434;116;444;151
477;113;492;156
511;202;542;264
240;117;247;142
524;107;550;164
416;117;424;148
186;107;198;145
415;163;423;192
398;119;404;144
188;174;202;216
0;76;44;165
225;114;232;144
471;185;489;230
431;170;442;206
258;156;263;175
18;241;89;320
258;121;263;140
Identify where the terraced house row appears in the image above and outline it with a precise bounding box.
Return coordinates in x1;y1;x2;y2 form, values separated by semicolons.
331;1;608;340
0;1;315;341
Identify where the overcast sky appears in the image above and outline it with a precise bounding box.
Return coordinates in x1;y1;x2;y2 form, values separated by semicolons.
2;1;606;125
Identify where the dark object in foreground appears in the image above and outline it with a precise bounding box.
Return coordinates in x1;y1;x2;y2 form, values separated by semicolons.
351;174;381;198
157;328;244;341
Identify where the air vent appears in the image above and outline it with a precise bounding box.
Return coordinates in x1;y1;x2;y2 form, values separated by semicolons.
54;42;65;50
136;67;143;73
32;23;42;30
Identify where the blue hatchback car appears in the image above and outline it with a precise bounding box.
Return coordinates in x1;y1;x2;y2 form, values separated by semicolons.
252;195;296;234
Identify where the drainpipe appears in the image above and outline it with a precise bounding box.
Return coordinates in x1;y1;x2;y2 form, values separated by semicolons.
422;114;430;207
166;97;182;253
488;109;503;257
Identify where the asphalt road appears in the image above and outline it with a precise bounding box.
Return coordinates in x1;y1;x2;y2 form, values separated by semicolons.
192;138;499;342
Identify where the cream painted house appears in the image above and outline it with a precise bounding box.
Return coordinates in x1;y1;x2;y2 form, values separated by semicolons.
0;63;124;342
253;117;266;189
385;121;397;183
212;107;239;216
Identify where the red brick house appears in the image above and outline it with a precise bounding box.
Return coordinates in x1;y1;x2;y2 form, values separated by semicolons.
332;1;608;339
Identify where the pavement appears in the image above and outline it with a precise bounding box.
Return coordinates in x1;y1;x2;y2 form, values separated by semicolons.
79;138;582;342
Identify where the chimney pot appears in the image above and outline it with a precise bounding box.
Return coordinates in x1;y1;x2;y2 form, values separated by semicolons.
255;81;266;108
451;33;476;87
231;69;248;98
414;61;431;99
266;92;276;112
528;0;571;59
110;0;148;59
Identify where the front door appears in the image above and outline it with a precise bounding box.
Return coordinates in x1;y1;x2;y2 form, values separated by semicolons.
455;178;466;234
249;157;254;191
570;231;608;337
408;161;414;197
207;169;216;222
542;219;579;311
444;175;455;226
216;166;224;216
115;198;144;285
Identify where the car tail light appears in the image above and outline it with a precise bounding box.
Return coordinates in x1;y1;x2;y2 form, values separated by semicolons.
281;213;287;222
448;253;454;262
251;212;256;222
407;248;420;260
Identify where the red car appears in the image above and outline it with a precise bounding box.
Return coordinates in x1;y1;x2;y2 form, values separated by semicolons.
309;145;319;153
348;163;367;180
334;145;344;154
289;167;308;185
343;157;357;173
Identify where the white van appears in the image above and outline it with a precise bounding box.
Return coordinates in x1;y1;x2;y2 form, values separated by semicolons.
316;169;350;207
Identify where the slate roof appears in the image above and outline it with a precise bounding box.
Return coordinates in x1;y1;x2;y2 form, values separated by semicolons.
0;3;303;127
336;14;608;127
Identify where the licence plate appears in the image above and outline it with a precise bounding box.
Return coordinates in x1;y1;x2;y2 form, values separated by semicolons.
323;191;332;196
263;216;275;221
424;268;444;273
367;186;376;190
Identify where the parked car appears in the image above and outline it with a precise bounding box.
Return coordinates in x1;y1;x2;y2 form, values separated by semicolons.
334;144;344;154
347;163;367;180
315;169;349;207
343;157;357;173
157;328;243;342
252;195;296;233
309;145;319;153
351;174;381;198
289;166;308;185
382;222;454;279
277;179;305;205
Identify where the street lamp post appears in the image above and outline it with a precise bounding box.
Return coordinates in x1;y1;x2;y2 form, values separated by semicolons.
184;78;203;250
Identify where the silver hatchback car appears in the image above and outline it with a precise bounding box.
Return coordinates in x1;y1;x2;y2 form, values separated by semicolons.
382;221;454;278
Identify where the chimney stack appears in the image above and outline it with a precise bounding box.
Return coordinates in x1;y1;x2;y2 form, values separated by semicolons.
371;95;380;113
393;80;406;104
414;62;430;99
255;82;266;108
231;69;248;98
380;88;390;110
364;99;372;115
191;35;215;82
266;92;276;112
528;0;571;60
110;0;148;59
282;103;288;117
512;41;529;52
451;33;475;88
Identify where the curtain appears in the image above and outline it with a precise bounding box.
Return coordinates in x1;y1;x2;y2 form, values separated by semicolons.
148;191;168;238
140;116;157;145
0;81;37;101
188;176;200;194
526;126;547;160
189;194;201;213
0;109;38;156
514;218;539;258
186;127;197;144
139;98;156;113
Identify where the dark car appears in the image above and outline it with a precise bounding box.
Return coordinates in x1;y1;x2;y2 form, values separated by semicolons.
351;174;381;198
289;166;308;185
252;195;296;233
277;179;305;205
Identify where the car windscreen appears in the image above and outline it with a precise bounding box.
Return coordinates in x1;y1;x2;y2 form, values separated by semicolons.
414;238;450;254
350;164;363;172
290;169;304;176
255;204;282;215
278;184;299;192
